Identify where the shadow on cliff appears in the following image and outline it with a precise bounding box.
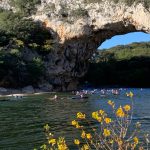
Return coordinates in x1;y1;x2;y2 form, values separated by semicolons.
82;56;150;88
46;22;138;90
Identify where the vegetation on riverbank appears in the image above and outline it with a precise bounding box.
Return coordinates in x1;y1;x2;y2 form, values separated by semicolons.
82;42;150;87
0;9;54;87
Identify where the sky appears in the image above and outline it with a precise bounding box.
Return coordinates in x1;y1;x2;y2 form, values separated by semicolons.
99;32;150;49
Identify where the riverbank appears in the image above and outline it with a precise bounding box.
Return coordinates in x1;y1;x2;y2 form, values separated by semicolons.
0;92;55;99
0;85;55;97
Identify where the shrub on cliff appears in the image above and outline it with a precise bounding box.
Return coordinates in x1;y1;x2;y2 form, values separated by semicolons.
0;49;45;87
26;57;44;84
84;0;150;8
10;0;41;16
0;10;52;45
0;9;54;55
0;10;54;87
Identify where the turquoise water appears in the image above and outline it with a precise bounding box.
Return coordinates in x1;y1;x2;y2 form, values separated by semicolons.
0;88;150;149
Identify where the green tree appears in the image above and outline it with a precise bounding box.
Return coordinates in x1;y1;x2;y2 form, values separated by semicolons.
26;57;44;83
10;0;41;16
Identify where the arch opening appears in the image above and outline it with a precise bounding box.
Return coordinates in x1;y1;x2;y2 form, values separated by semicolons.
82;31;150;88
99;32;150;50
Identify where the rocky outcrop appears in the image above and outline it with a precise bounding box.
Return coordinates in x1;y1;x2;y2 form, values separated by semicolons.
32;0;150;90
0;87;8;95
0;0;12;10
22;86;35;94
0;0;150;91
34;0;150;41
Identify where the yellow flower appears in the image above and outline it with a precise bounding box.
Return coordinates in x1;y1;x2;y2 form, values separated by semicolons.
109;140;114;144
108;100;115;108
126;91;134;98
104;118;112;124
81;130;86;138
97;117;102;122
130;91;134;97
58;144;68;150
71;120;77;126
77;112;86;119
74;139;80;145
71;120;82;128
99;110;105;116
131;137;139;149
81;144;89;150
116;106;125;118
123;105;131;112
75;122;83;129
118;138;123;145
86;133;92;139
92;111;99;119
57;137;68;150
133;137;139;145
103;129;111;137
48;138;56;146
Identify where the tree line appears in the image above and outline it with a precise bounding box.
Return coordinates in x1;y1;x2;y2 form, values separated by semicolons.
82;42;150;87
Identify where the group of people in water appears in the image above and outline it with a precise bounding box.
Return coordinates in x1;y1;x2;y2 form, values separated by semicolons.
51;88;121;100
51;94;58;100
10;89;120;100
3;88;138;101
71;88;120;99
12;94;24;99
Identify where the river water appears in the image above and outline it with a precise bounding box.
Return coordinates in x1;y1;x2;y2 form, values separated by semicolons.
0;88;150;150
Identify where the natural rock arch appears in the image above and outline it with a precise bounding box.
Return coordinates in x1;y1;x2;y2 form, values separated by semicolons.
32;0;150;90
1;0;150;91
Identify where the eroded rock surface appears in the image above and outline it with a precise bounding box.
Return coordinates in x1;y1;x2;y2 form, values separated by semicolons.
0;0;150;91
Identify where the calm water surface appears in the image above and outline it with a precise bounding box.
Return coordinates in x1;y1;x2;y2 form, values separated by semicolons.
0;88;150;149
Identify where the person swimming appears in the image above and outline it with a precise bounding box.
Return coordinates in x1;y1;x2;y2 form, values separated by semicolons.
112;89;119;95
50;95;58;100
54;95;58;99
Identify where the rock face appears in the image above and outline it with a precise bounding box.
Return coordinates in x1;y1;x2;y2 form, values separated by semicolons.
0;87;7;95
0;0;12;10
22;86;35;94
1;0;150;91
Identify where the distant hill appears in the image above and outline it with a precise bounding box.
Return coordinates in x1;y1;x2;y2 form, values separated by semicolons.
83;42;150;87
96;42;150;62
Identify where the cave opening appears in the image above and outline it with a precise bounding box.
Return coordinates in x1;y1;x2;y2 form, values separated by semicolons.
82;31;150;88
99;32;150;50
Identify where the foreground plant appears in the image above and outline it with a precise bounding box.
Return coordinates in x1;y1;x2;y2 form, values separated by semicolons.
38;92;149;150
39;124;69;150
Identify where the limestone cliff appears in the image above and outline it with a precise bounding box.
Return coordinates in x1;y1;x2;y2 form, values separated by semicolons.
0;0;150;91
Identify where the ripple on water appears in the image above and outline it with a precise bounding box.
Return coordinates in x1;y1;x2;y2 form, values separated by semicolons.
0;89;150;149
